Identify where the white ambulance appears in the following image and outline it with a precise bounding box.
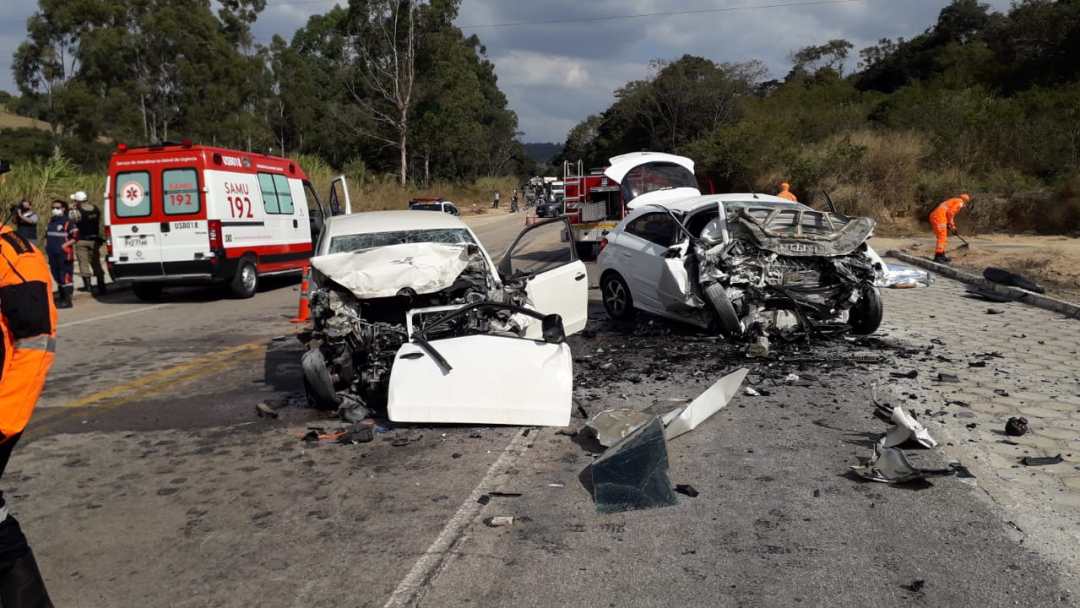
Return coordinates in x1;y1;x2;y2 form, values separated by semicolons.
105;142;337;300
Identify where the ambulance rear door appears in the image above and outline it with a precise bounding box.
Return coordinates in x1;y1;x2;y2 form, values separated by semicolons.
158;166;212;275
110;169;165;277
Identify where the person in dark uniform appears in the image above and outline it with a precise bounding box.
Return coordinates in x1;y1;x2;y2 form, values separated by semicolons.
69;191;107;294
12;200;38;242
44;200;77;309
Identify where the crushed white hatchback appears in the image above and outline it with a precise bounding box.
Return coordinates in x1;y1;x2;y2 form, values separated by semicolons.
301;211;587;426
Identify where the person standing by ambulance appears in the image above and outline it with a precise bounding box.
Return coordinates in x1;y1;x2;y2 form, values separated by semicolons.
44;200;76;309
12;201;38;243
0;222;58;606
69;191;106;295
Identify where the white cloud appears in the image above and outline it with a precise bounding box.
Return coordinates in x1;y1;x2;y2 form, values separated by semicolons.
0;0;1018;141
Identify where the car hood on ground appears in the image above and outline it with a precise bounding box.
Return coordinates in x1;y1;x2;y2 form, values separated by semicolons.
310;243;473;299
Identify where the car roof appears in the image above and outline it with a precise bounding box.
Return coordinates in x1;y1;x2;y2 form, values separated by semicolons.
324;210;467;235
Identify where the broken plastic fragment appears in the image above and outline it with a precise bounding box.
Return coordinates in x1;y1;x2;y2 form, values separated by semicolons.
1005;416;1028;437
591;417;678;513
587;408;654;448
484;516;514;527
744;387;761;397
850;445;955;484
882;406;937;449
664;368;748;440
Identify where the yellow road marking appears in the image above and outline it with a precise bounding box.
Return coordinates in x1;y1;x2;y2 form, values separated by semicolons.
32;341;268;431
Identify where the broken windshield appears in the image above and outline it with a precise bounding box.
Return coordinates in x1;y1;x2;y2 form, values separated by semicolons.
620;162;698;204
328;228;476;254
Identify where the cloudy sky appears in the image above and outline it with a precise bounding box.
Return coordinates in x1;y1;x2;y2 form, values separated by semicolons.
1;0;1013;142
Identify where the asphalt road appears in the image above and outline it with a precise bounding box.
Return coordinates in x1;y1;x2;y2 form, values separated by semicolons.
12;210;1077;607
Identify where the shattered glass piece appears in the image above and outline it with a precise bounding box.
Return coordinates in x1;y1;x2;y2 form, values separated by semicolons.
850;446;955;484
592;417;678;513
882;406;937;449
665;368;748;440
587;408;654;448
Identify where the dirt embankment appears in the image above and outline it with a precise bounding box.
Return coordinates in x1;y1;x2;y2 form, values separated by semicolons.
872;233;1080;303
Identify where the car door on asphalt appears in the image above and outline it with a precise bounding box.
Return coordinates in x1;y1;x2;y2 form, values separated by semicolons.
499;217;588;335
614;211;680;314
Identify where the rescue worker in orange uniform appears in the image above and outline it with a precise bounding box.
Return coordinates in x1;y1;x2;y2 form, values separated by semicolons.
0;222;57;606
777;182;798;202
929;193;970;263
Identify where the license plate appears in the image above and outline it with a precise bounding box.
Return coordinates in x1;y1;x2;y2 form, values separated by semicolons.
125;235;148;246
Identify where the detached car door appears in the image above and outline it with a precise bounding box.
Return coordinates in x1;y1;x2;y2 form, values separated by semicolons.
498;217;588;335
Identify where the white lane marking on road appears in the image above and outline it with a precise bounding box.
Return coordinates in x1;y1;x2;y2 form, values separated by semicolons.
382;429;535;608
57;304;171;329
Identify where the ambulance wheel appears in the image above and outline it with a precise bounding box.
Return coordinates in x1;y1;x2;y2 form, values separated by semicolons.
230;259;258;299
132;283;162;301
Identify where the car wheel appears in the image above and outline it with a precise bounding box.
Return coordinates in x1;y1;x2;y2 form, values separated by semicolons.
703;282;742;339
849;285;883;335
132;283;162;302
601;272;635;321
230;258;258;299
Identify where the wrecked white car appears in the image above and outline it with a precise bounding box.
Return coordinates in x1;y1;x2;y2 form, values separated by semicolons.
596;159;883;342
300;211;587;426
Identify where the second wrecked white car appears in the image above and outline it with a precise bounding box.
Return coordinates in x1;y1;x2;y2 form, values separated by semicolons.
300;210;587;426
595;153;884;344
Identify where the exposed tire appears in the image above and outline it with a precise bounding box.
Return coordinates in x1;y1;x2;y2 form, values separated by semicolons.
229;258;258;299
703;282;742;339
301;349;342;409
849;285;883;335
601;272;635;321
132;283;162;302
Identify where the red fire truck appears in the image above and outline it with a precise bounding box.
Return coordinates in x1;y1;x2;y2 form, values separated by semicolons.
561;160;622;259
561;152;703;259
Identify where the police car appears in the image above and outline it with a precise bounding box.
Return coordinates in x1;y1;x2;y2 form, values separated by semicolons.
105;141;331;300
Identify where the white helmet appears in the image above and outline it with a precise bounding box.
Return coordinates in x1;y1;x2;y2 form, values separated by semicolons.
70;191;88;202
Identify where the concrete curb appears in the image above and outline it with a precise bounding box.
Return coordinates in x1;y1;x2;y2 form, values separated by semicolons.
886;250;1080;320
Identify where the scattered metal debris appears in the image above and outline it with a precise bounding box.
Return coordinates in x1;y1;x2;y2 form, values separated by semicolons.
850;445;955;484
674;484;699;498
1021;454;1063;467
586;409;654;448
1005;417;1029;437
665;368;748;441
882;407;937;449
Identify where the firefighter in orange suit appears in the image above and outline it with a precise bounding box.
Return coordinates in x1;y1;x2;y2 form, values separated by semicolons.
0;223;56;606
777;182;797;202
929;193;970;263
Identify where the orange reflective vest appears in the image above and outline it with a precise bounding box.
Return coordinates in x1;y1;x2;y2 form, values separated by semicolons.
0;225;57;441
929;197;965;229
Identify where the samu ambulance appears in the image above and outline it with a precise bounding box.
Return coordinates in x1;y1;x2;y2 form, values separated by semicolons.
105;141;332;300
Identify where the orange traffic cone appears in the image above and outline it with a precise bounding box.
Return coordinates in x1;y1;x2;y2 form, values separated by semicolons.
291;264;311;323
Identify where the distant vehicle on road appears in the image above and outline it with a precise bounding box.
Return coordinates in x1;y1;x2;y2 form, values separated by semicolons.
106;141;331;301
408;198;460;216
535;197;564;218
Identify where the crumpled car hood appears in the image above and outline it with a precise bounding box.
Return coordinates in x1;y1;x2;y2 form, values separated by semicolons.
734;210;876;257
310;243;472;299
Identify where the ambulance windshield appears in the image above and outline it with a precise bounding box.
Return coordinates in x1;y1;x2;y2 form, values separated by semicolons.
328;228;476;254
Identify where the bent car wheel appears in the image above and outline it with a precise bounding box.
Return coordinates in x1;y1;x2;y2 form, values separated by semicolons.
703;282;742;339
229;259;258;299
849;285;883;335
601;272;635;321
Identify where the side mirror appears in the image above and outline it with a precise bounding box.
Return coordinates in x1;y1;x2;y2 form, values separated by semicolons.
541;314;566;344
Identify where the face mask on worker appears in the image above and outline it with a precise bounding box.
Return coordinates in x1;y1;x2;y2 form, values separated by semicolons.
51;208;63;217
